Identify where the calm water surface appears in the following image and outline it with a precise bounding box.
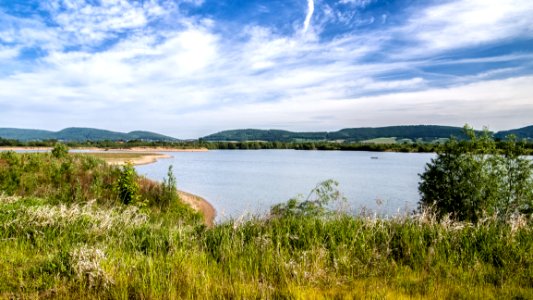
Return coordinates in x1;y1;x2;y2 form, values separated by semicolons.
136;150;434;221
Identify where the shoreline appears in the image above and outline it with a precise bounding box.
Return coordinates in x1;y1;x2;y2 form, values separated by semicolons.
107;153;216;227
0;146;209;152
104;151;216;227
103;153;172;166
128;147;208;152
106;151;216;226
0;146;216;227
177;190;216;227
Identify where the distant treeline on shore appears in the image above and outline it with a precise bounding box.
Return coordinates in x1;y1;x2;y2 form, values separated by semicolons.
1;124;533;153
2;124;533;144
2;137;533;154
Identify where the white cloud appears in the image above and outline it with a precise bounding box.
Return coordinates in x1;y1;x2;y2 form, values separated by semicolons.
48;0;162;45
403;0;533;53
0;45;19;60
0;11;61;52
173;76;533;135
158;29;219;74
0;0;171;51
338;0;374;7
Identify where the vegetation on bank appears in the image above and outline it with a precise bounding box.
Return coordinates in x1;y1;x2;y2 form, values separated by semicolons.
0;135;532;298
0;148;200;223
2;136;533;154
420;128;533;222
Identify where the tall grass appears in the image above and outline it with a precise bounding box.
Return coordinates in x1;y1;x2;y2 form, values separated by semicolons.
0;152;532;299
0;151;200;223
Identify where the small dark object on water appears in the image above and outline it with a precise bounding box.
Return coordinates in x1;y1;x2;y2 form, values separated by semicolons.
371;156;379;159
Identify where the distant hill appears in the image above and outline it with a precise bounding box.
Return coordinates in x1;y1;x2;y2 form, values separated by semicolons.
0;127;178;142
202;129;328;142
202;125;475;142
3;125;531;143
0;128;56;141
494;125;533;140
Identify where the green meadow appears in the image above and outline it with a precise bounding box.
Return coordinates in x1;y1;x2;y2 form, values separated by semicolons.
0;139;532;299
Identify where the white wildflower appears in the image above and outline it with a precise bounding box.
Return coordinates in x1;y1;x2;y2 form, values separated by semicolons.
69;245;113;288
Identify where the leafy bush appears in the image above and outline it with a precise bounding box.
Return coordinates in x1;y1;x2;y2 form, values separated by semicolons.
51;143;69;158
115;162;140;205
419;126;533;222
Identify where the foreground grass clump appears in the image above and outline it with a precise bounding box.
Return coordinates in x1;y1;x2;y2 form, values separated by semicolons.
1;193;531;299
0;150;532;298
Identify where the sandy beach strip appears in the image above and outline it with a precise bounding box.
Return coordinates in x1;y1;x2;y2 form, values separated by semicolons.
0;146;208;152
99;153;172;166
178;190;216;227
0;146;54;151
128;147;208;152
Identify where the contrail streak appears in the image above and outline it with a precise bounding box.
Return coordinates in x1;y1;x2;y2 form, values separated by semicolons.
302;0;314;34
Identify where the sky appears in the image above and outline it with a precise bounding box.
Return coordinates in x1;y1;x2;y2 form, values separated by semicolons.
0;0;532;138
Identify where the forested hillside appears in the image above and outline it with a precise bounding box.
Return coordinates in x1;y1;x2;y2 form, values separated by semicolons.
0;127;177;142
203;125;475;142
495;125;533;140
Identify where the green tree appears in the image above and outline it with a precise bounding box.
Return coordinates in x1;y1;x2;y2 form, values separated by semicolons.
495;135;533;215
419;126;533;222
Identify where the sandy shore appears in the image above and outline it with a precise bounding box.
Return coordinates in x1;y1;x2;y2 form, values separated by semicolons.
0;146;208;152
178;190;216;227
128;147;208;152
103;153;172;166
0;146;54;151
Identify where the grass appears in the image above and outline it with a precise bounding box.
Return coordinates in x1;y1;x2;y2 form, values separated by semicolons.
0;151;532;299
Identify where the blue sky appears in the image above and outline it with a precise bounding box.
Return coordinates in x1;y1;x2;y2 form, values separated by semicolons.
0;0;532;138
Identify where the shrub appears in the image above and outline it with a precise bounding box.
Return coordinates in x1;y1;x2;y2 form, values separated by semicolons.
115;163;140;205
51;143;69;159
419;126;533;222
160;165;179;209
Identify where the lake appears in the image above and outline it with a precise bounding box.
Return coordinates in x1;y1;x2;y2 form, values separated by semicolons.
136;150;435;221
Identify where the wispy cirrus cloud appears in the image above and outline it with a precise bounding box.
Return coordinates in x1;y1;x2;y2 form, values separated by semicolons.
400;0;533;54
